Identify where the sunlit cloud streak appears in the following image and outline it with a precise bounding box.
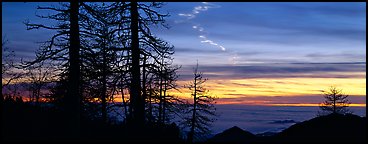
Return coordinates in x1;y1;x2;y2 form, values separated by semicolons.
198;34;226;51
177;2;237;63
177;2;220;20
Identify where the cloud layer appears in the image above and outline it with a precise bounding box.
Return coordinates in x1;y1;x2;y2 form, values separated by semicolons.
178;62;366;80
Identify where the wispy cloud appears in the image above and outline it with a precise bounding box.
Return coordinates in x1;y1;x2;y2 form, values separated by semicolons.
198;34;226;51
177;2;220;20
177;2;239;64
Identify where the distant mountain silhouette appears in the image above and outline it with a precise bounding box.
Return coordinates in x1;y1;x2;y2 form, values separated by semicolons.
274;113;366;143
207;113;366;143
207;126;256;143
269;119;298;124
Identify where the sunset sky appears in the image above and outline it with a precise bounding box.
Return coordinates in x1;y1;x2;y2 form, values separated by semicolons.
2;2;366;106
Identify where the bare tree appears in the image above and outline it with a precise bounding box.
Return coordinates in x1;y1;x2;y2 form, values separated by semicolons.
22;2;179;137
2;37;24;102
24;1;82;139
144;61;183;125
319;86;351;115
109;2;175;126
25;61;54;106
183;62;217;143
79;2;121;123
158;64;183;124
2;37;23;89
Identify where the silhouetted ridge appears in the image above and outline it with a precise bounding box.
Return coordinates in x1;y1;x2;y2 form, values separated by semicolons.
206;114;366;143
275;113;366;143
208;126;256;143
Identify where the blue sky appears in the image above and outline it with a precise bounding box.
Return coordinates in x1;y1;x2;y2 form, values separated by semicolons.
156;2;366;66
2;2;366;66
2;2;366;105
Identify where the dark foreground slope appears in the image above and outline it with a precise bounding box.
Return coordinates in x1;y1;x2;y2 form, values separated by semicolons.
2;98;183;143
273;113;366;143
208;113;366;143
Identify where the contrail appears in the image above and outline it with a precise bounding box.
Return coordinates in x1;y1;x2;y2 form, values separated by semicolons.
176;2;240;64
177;2;227;52
178;2;220;20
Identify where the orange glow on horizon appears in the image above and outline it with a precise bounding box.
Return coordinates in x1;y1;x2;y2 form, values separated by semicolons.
169;75;365;99
4;72;365;107
213;102;366;107
266;103;367;107
85;75;367;106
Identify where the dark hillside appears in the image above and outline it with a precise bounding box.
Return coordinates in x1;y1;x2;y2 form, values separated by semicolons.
207;126;256;143
1;98;183;143
273;113;366;143
207;113;366;143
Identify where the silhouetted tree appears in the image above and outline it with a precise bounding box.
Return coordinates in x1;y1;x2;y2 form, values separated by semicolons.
319;86;351;115
24;1;82;139
25;61;54;106
183;62;217;143
157;64;183;125
2;37;24;102
68;2;81;134
140;44;183;125
20;2;179;140
79;2;121;123
110;2;175;126
47;72;69;106
144;63;183;125
129;1;143;126
2;37;23;89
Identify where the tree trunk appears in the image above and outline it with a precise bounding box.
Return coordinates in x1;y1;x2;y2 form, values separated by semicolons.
121;87;128;123
130;1;144;126
148;84;153;123
189;73;197;143
158;62;163;124
101;31;107;124
162;71;167;124
142;55;147;113
36;84;41;106
333;93;336;113
67;0;81;139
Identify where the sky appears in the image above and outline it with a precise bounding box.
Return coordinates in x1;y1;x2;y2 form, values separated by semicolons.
2;2;366;106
